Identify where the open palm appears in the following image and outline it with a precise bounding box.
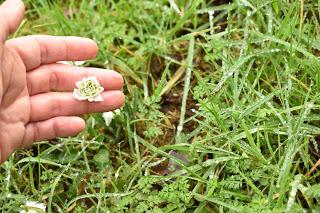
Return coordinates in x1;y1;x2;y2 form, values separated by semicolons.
0;0;125;162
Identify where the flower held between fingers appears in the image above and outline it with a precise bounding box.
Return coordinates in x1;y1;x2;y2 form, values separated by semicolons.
73;77;104;102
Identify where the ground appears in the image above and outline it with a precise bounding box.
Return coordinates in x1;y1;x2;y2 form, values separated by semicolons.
1;0;320;212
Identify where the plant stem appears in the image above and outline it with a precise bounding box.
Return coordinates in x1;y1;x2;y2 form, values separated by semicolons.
176;37;195;142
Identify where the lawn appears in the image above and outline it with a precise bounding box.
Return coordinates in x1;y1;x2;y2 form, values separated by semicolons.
1;0;320;212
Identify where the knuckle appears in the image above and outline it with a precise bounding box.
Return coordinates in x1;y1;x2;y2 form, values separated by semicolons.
52;119;63;137
32;123;41;142
26;74;33;95
49;67;59;90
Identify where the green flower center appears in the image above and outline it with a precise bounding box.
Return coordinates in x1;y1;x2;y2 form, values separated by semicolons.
78;80;103;98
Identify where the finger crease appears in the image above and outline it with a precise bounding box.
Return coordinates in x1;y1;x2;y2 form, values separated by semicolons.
32;123;41;142
49;66;59;91
52;119;60;138
36;37;49;64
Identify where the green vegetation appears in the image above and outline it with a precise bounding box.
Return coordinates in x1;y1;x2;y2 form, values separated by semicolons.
2;0;320;212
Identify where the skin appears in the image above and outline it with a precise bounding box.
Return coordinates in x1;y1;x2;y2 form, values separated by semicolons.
0;0;125;162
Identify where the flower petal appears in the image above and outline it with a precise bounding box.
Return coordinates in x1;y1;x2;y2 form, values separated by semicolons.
73;89;86;101
102;111;115;126
75;81;82;88
98;87;104;93
58;61;72;65
74;61;86;66
93;94;104;102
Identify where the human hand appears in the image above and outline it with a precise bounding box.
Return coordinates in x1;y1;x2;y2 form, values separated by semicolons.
0;0;125;162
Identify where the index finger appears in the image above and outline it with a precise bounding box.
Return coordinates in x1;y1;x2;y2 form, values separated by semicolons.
6;35;99;70
0;0;25;42
27;64;124;95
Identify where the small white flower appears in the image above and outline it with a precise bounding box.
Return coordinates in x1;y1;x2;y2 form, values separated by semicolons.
102;109;121;126
74;61;86;66
20;201;46;213
58;61;86;66
73;76;104;102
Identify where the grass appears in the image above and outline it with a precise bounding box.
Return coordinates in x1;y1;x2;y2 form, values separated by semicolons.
2;0;320;212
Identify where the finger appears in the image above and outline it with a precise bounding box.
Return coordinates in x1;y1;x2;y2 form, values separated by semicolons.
6;35;98;70
22;116;85;146
29;91;125;122
27;64;124;95
0;0;25;42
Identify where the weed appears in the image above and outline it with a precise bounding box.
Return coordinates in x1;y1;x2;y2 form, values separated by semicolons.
2;0;320;212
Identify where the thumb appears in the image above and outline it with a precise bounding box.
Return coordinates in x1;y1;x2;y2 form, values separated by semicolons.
0;0;25;43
